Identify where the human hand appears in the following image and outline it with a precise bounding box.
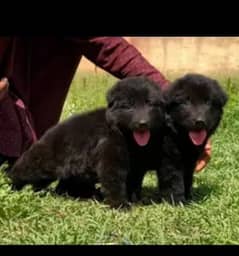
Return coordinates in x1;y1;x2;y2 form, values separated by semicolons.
195;140;212;172
0;77;9;101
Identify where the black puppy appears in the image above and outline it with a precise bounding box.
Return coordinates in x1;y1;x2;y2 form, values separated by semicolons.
105;77;165;202
7;76;165;209
157;73;228;204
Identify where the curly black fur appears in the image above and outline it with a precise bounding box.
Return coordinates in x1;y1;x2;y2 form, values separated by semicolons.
7;76;165;209
156;73;228;204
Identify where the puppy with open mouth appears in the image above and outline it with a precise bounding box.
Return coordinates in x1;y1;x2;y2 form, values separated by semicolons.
7;76;165;209
157;73;228;204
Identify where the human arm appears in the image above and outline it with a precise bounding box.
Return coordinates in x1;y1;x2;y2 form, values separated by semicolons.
79;37;170;88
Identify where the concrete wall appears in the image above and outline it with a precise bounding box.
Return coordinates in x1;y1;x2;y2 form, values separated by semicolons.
78;37;239;77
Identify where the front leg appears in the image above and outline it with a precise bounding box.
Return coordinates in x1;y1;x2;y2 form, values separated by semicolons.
127;169;145;203
156;136;189;205
183;149;204;201
156;153;186;205
184;169;194;200
157;168;186;205
97;135;131;209
100;171;129;209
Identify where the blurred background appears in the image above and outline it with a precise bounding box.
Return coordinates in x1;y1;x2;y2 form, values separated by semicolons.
78;37;239;78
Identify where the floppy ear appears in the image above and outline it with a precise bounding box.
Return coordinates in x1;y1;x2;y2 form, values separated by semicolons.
162;92;170;110
105;87;118;128
162;83;178;110
212;80;228;107
106;91;114;108
106;83;118;108
105;107;123;137
105;107;114;125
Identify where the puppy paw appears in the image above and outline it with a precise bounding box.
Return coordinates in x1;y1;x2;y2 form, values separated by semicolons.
161;194;186;206
129;192;141;203
106;199;132;211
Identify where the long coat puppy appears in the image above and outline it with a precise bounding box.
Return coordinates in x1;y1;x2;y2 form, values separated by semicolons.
157;74;228;204
7;77;165;209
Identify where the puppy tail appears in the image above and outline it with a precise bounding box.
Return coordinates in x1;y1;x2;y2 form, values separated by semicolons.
7;142;57;191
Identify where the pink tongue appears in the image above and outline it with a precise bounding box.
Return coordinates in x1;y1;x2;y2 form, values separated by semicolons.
133;130;151;146
189;130;207;145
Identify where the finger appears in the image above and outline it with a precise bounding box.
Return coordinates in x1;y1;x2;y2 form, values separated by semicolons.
0;78;9;100
205;140;212;153
195;160;206;172
195;154;211;172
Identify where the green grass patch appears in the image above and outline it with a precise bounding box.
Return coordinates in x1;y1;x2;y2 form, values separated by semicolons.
0;72;239;244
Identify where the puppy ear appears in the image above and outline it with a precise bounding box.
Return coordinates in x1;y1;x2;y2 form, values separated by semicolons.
212;80;228;107
106;85;117;108
162;84;176;109
106;93;113;108
105;108;123;137
105;83;119;129
165;113;177;133
107;100;114;108
105;108;114;125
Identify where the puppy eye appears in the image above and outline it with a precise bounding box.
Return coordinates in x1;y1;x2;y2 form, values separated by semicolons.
119;103;130;109
181;96;191;105
151;101;161;107
205;99;210;105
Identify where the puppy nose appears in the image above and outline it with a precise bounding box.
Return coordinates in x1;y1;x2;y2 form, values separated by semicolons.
195;119;205;129
138;119;148;129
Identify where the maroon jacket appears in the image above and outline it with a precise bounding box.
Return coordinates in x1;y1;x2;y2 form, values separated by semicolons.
0;37;169;158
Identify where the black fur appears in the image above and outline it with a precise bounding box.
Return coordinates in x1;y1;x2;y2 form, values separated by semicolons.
156;73;228;204
7;76;165;209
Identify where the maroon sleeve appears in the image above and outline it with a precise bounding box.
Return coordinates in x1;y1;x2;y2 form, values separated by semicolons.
80;37;170;88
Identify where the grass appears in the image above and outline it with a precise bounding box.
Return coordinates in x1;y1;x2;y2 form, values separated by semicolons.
0;72;239;244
